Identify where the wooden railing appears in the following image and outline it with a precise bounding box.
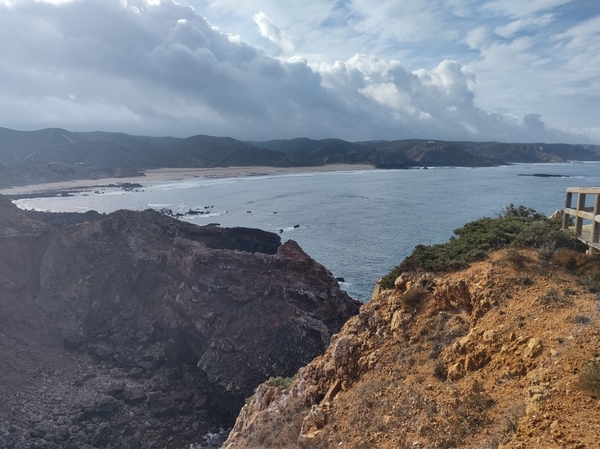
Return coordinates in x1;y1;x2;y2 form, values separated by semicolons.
562;187;600;254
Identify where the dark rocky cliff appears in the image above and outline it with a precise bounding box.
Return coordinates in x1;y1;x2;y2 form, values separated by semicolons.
0;196;360;448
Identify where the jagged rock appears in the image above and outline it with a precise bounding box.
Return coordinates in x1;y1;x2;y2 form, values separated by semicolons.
148;394;176;418
123;388;146;404
301;405;326;433
332;335;359;379
394;273;410;291
94;345;114;360
0;196;360;448
92;422;115;446
127;368;145;379
105;383;125;399
482;330;497;342
94;396;120;417
194;396;209;410
523;337;543;359
447;362;465;381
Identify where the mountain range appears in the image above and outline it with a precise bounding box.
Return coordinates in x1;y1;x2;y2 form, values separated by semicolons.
0;127;599;188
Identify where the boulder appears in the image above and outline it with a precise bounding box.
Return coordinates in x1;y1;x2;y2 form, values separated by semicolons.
94;395;120;417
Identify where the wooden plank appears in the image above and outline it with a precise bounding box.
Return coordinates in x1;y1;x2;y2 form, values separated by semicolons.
564;208;598;222
566;187;600;194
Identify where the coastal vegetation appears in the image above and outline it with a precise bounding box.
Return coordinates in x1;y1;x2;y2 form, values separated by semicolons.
380;204;583;288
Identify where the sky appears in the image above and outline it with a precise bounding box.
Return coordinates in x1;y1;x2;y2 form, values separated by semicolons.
0;0;598;143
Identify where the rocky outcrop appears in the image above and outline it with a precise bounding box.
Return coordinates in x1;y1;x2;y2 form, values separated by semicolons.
0;196;360;448
224;249;600;448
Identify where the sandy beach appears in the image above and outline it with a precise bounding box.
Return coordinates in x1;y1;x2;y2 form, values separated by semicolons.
0;164;374;196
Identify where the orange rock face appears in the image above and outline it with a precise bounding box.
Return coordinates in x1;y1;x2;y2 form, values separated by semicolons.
224;249;600;449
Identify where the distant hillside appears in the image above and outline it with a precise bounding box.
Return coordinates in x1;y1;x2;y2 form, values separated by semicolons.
248;138;365;165
250;138;503;168
0;127;598;187
174;135;303;167
458;141;600;163
0;160;142;189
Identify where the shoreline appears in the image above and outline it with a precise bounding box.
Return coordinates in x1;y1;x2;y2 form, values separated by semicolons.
0;164;375;197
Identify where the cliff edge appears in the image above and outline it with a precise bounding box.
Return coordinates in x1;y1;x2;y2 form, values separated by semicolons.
0;195;360;448
224;247;600;448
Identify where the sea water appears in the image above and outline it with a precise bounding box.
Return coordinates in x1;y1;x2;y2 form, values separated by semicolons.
14;162;600;302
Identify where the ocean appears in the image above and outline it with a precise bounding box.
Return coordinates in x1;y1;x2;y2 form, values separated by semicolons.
14;162;600;302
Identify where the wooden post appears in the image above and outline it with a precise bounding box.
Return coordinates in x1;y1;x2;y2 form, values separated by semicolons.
575;193;585;237
563;191;572;229
592;193;600;255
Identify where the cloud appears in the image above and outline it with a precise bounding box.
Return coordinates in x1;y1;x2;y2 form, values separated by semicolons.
0;0;596;143
494;13;555;38
482;0;571;18
465;27;488;50
253;11;294;54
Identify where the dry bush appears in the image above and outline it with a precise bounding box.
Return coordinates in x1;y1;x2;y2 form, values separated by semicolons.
569;315;591;325
539;289;572;308
579;265;600;293
486;402;526;449
439;381;496;447
400;287;427;310
502;247;526;268
577;362;600;393
551;249;588;270
433;361;447;380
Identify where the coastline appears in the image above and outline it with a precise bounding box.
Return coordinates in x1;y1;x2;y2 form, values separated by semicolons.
0;164;375;196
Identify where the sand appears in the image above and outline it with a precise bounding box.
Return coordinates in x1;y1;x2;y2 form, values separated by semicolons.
0;164;375;196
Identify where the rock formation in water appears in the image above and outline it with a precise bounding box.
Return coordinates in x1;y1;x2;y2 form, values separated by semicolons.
224;248;600;448
0;195;360;448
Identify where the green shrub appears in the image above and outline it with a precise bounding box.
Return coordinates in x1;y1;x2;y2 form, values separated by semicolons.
500;203;544;219
266;375;296;390
381;206;580;289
